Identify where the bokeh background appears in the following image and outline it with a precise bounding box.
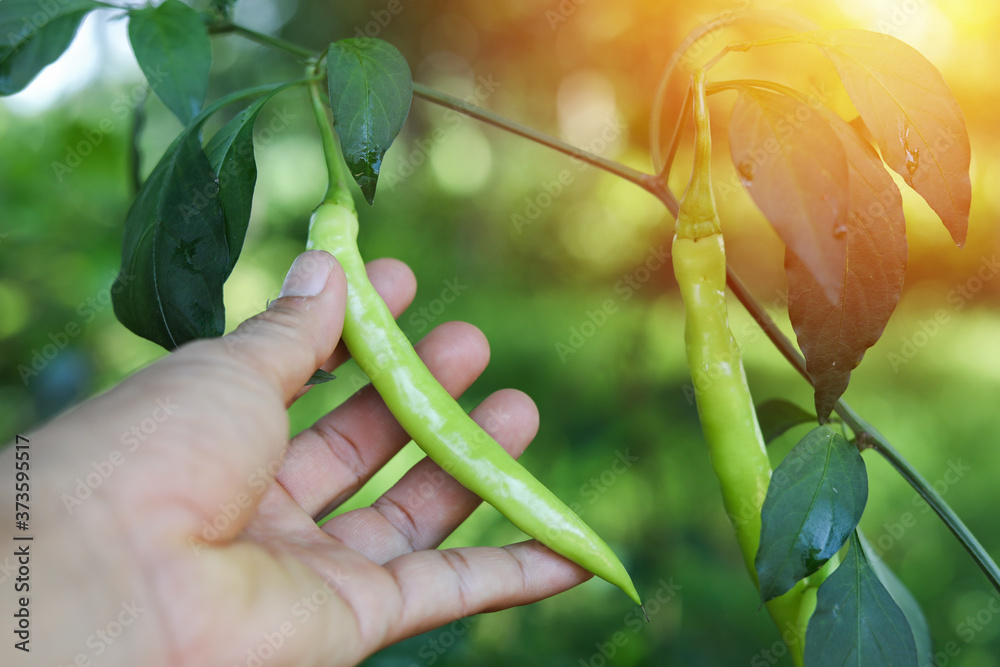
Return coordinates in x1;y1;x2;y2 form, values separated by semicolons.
3;0;1000;664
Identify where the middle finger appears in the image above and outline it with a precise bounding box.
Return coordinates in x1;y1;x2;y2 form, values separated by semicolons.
277;321;491;518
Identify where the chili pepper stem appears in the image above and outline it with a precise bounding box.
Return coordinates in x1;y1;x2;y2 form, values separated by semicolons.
307;77;353;209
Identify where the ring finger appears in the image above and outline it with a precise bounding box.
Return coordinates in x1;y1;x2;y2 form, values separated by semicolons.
321;388;539;564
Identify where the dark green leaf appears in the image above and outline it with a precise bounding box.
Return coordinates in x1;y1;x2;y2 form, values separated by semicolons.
113;129;227;349
756;426;868;601
204;97;269;276
0;0;99;95
305;369;336;386
128;0;212;124
804;533;918;666
113;83;295;349
857;532;932;667
326;37;412;204
756;399;817;445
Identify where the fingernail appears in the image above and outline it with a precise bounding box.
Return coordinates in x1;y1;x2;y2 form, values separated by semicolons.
279;251;333;298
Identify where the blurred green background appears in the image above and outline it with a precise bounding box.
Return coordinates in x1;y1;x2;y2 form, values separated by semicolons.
3;0;1000;664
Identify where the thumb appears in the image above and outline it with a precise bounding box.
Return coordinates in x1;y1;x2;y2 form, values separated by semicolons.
31;251;348;546
218;250;348;402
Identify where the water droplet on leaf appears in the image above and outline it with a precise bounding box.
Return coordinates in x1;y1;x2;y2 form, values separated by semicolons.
900;122;920;179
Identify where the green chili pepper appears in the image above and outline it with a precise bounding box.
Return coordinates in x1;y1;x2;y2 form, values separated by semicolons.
307;199;642;609
672;72;768;578
673;69;806;661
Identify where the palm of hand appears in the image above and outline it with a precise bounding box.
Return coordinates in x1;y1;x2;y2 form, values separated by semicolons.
28;256;587;667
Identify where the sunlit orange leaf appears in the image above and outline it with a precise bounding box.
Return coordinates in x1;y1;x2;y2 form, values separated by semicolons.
787;109;907;421
799;29;970;247
729;87;848;303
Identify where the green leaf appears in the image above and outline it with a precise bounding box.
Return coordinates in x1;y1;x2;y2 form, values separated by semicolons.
113;83;297;349
204;97;269;275
756;426;868;601
756;399;816;445
112;129;227;349
804;533;918;666
326;37;412;204
128;0;212;124
857;532;933;667
0;0;99;95
305;369;336;386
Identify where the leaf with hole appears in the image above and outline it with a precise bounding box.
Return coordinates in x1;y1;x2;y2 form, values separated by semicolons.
728;87;848;304
128;0;213;124
0;0;100;95
326;37;412;204
804;532;918;666
756;426;868;601
755;399;816;445
795;29;970;246
786;106;907;421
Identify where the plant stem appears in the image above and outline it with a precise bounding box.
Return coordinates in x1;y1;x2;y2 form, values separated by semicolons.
411;82;678;211
657;83;691;182
308;77;353;209
210;22;317;60
707;79;806;101
726;269;1000;594
838;404;1000;592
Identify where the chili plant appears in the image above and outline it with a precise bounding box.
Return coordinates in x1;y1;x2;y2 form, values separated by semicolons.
3;1;997;664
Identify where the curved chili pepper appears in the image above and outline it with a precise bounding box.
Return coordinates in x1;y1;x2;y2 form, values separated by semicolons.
307;199;642;608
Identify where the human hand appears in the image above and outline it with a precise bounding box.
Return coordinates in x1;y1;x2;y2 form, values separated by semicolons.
4;251;590;667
